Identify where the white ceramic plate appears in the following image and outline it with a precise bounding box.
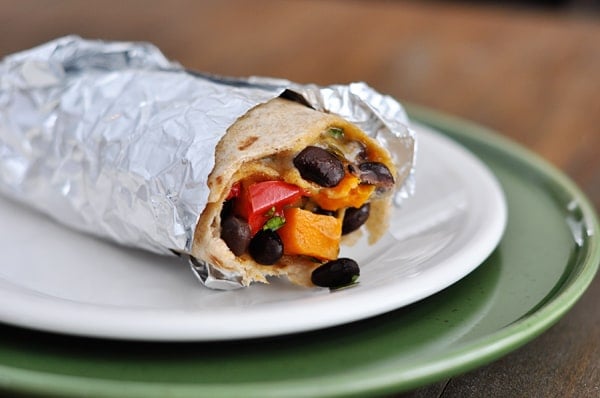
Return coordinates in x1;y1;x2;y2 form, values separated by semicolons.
0;124;506;341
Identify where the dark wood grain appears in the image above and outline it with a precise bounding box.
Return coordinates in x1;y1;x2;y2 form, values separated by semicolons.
1;1;598;396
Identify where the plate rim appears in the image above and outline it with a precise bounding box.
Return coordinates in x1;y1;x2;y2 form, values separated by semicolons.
0;105;598;398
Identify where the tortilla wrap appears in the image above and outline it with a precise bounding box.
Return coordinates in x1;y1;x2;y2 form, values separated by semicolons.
192;97;397;287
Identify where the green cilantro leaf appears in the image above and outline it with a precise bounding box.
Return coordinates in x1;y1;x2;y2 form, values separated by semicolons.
263;216;286;231
328;127;344;139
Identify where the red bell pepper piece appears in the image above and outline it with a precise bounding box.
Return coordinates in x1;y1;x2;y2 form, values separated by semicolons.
235;180;305;235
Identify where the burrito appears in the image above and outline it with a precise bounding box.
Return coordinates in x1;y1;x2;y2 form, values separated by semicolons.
0;37;415;290
194;96;397;288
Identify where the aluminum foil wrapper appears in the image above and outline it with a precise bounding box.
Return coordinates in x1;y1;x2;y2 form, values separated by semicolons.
0;36;416;289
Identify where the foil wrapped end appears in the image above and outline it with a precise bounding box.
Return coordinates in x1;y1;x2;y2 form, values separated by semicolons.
188;256;245;290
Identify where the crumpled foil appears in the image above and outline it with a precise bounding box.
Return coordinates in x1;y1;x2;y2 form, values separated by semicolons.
0;36;415;289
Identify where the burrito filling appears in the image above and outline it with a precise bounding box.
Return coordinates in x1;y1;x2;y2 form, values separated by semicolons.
219;126;395;288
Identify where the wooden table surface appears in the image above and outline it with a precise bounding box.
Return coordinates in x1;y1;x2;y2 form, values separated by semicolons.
1;0;599;396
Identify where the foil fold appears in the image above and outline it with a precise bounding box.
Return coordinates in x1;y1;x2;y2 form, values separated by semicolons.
0;36;416;289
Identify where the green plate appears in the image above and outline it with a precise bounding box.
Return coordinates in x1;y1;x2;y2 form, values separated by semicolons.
0;106;598;398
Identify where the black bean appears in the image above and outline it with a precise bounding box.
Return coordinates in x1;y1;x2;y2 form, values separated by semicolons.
248;229;284;265
293;146;345;187
311;258;360;288
220;215;251;256
357;162;394;188
342;203;370;235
